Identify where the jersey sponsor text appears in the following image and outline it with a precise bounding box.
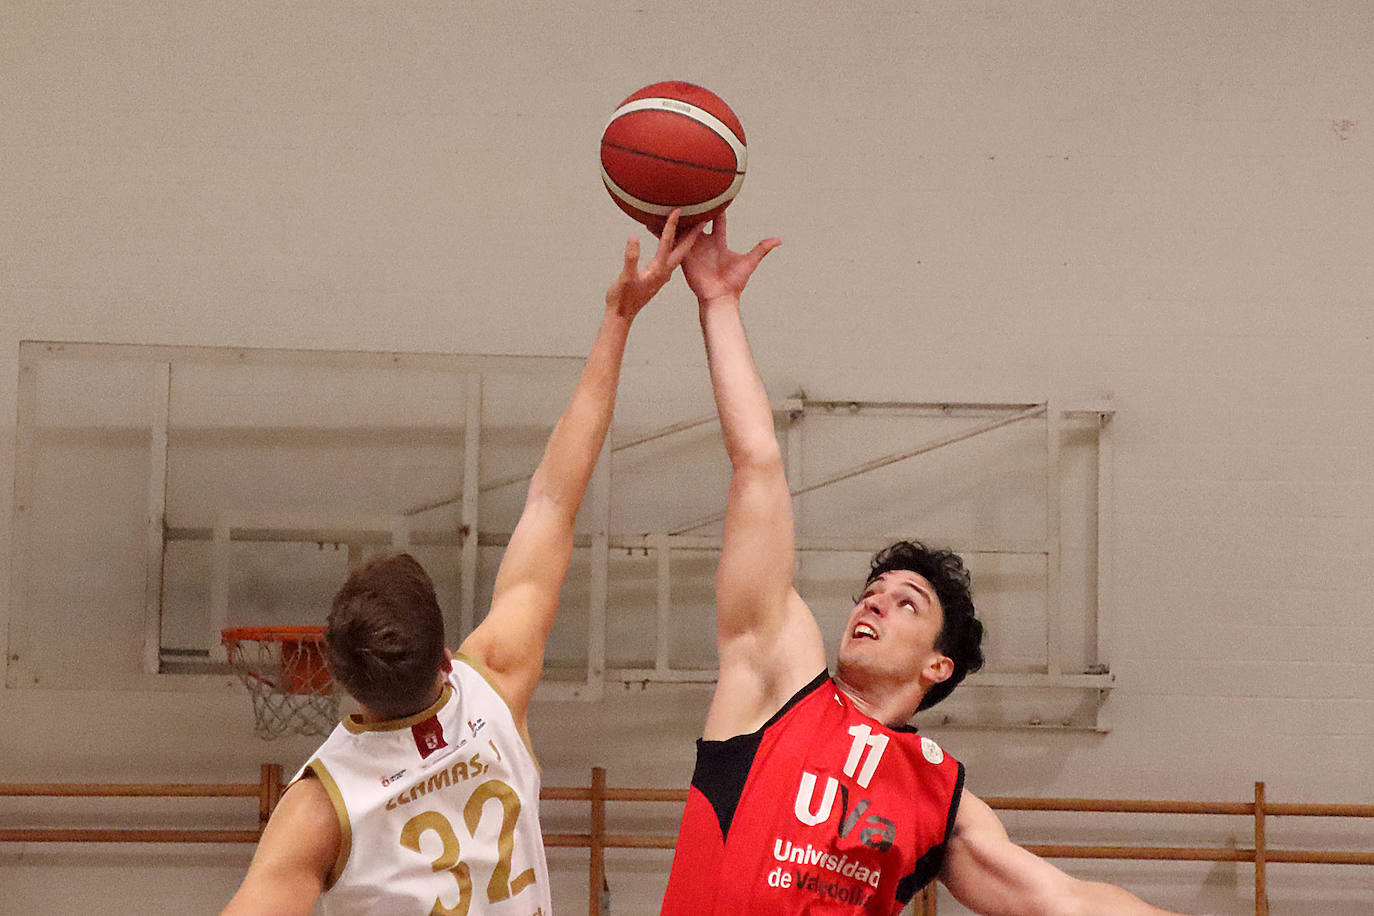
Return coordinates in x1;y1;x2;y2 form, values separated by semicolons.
772;838;881;887
384;753;489;810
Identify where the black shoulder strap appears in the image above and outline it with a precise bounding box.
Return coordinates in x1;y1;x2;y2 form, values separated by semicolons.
894;760;965;903
690;671;829;839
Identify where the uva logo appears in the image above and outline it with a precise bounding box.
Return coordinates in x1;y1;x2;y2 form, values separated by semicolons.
791;724;899;852
794;774;896;852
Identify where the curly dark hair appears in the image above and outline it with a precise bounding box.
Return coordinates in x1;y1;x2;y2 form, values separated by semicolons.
325;553;447;719
866;540;984;711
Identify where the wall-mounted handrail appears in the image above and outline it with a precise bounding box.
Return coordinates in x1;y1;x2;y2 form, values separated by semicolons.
3;768;1369;915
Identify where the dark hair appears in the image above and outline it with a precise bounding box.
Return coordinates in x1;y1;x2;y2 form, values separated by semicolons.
866;540;984;711
325;553;447;718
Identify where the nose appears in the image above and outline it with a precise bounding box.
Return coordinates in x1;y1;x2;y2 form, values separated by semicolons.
863;595;886;616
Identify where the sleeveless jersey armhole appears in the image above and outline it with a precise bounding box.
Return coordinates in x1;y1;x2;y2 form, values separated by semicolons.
301;760;352;890
895;759;966;903
452;651;539;765
691;670;829;839
944;762;966;844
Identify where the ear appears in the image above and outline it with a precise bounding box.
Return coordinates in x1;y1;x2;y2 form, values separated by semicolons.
922;653;954;687
440;648;454;674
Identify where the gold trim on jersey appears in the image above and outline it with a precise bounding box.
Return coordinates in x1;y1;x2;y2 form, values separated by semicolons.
305;760;352;889
333;653;538;764
343;684;455;734
453;652;538;763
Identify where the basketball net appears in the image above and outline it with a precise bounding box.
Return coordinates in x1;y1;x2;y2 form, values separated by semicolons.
222;626;340;739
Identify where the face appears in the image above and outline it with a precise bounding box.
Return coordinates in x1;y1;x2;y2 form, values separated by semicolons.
837;569;951;689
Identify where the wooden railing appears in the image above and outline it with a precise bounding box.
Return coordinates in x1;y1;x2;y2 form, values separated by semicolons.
0;763;282;844
917;782;1374;915
2;766;1371;915
539;773;1374;916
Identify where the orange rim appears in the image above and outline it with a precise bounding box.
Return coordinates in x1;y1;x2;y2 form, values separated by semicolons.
222;625;326;646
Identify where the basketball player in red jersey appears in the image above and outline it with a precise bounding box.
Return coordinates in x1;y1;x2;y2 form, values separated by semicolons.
659;215;1194;915
220;212;703;916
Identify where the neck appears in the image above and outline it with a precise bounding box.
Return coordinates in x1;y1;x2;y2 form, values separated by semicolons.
354;677;447;723
832;671;924;728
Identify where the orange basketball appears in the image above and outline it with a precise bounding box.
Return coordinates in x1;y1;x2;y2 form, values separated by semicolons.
600;81;748;234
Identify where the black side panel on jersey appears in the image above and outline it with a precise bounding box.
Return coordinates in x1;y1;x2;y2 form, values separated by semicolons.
690;670;830;839
894;760;966;903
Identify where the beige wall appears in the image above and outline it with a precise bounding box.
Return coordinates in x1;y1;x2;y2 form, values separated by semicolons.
2;2;1372;914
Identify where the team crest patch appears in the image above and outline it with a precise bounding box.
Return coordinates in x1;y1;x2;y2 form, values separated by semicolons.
412;716;448;760
920;737;944;765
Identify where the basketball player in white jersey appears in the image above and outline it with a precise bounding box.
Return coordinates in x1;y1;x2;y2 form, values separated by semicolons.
221;212;704;915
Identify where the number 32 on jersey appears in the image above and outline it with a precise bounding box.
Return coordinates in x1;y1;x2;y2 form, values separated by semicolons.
399;778;536;915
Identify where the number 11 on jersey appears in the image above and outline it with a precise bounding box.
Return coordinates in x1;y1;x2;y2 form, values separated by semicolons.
844;725;889;788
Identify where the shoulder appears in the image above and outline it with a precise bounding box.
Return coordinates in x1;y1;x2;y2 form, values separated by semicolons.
897;729;958;762
702;667;830;741
949;788;1001;838
274;774;341;846
908;733;963;792
892;732;964;819
448;652;539;756
220;775;340;915
455;626;540;723
236;775;340;898
450;651;518;712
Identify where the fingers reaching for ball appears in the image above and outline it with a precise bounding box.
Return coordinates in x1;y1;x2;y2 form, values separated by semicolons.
653;209;707;273
605;209;705;320
682;213;781;306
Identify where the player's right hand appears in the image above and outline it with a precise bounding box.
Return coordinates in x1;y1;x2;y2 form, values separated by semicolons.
605;209;705;319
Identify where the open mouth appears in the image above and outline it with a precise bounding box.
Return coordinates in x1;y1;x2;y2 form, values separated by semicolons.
853;622;878;640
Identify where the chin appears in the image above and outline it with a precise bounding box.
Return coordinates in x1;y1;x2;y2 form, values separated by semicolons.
838;640;874;667
835;654;867;682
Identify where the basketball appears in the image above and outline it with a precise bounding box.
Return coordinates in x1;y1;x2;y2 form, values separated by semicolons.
599;80;748;234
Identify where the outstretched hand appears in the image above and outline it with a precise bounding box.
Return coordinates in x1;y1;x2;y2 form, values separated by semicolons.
681;213;781;306
605;209;705;320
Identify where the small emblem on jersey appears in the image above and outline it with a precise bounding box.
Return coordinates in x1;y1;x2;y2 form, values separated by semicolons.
412;716;449;760
380;769;406;787
921;736;944;765
468;717;486;736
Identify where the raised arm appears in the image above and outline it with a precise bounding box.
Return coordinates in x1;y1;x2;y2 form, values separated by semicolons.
682;215;827;740
459;212;702;726
941;790;1196;916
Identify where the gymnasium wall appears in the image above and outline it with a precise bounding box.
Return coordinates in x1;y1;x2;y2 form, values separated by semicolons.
2;2;1371;914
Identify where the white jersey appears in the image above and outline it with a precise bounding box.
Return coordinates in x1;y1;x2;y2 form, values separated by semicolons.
295;655;552;916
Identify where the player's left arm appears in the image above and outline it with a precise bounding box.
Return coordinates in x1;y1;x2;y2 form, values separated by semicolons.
940;789;1196;916
459;213;703;726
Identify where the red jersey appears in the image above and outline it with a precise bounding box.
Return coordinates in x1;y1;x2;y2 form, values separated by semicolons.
661;672;963;914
